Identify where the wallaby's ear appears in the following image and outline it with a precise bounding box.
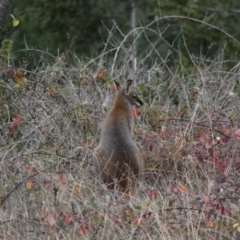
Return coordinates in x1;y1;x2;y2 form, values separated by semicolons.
113;81;121;90
125;79;133;93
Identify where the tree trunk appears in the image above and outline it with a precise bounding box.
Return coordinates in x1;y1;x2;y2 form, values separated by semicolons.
0;0;13;32
126;1;137;71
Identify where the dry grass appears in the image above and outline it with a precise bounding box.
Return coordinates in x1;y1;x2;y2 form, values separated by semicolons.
1;23;240;239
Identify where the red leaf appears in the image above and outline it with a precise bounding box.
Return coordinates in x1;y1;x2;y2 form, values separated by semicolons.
10;114;22;129
63;214;73;224
2;66;19;80
206;220;214;228
220;205;225;215
149;190;159;199
171;184;189;193
113;217;124;228
39;208;56;226
26;164;37;174
79;226;87;235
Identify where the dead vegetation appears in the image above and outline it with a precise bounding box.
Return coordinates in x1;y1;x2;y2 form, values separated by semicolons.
0;38;240;239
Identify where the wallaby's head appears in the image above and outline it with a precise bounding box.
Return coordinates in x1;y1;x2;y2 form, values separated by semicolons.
113;79;143;109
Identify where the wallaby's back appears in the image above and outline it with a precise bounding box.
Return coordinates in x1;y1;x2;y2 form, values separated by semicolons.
94;80;143;195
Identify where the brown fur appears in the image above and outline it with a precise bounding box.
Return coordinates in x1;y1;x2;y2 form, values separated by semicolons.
93;80;143;195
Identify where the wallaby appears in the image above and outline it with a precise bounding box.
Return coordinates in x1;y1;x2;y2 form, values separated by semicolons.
93;79;144;195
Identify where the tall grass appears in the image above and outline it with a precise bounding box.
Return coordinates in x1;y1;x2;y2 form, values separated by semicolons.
0;17;240;239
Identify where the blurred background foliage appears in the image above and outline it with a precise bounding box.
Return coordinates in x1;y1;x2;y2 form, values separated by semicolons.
1;0;240;68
